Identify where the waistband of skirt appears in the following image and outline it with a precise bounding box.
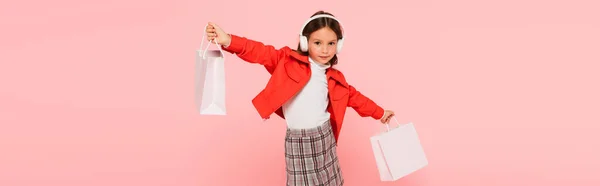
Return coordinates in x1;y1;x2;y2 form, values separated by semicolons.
286;120;332;138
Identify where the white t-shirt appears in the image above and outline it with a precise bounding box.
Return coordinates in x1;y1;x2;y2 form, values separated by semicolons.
282;57;332;129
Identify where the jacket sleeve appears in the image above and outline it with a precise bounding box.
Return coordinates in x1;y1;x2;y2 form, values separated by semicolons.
347;84;385;120
221;34;287;73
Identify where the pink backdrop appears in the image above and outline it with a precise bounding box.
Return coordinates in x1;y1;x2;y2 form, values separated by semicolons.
1;0;599;185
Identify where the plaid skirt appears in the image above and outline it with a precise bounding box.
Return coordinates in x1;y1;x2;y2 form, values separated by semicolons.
285;120;344;186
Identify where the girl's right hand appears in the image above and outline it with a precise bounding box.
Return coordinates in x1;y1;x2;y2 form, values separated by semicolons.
205;22;231;47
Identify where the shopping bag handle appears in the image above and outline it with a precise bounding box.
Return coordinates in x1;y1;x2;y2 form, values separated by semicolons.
200;23;226;60
384;116;402;132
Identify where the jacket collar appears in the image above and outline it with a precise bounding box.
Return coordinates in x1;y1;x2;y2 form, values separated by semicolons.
289;51;348;87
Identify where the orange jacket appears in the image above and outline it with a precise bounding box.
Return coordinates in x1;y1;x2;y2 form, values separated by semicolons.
221;34;385;143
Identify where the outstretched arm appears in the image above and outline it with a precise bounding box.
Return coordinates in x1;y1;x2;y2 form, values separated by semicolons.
205;22;286;73
221;34;286;73
347;85;395;124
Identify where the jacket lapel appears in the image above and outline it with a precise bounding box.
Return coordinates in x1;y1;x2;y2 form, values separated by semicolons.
326;68;349;88
286;51;309;83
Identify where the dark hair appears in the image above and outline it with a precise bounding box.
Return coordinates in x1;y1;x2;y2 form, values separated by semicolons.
296;10;344;66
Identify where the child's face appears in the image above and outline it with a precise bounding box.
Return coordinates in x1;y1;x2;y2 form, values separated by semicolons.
307;27;338;65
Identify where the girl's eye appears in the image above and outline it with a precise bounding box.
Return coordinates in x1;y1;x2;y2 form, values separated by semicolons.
315;42;321;45
329;42;335;45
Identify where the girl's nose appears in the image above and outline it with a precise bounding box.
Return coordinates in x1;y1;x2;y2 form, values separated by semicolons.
322;46;329;53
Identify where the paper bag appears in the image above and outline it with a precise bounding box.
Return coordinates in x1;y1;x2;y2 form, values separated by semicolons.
195;24;226;115
370;117;428;181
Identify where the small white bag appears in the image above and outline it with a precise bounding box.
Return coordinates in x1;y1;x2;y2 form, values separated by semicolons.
195;24;226;115
370;117;428;181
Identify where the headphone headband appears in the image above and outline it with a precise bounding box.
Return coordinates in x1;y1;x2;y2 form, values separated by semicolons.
298;14;345;37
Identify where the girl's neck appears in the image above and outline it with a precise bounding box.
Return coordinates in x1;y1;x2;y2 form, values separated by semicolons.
308;57;331;69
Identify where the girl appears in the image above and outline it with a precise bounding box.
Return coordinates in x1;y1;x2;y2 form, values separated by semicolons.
205;10;395;186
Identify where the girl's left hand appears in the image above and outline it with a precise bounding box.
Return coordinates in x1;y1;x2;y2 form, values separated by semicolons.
380;110;395;124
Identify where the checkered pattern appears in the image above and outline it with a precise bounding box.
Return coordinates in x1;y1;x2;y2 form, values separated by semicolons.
285;120;344;186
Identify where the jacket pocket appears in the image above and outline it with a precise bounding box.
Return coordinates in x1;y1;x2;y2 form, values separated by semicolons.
284;61;301;83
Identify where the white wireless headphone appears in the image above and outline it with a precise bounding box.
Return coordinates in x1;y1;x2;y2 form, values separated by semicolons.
298;14;345;53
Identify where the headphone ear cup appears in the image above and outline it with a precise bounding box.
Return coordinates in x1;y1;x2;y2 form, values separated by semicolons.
336;38;344;53
299;35;309;52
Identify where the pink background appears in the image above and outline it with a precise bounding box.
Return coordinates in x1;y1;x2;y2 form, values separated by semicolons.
1;0;599;185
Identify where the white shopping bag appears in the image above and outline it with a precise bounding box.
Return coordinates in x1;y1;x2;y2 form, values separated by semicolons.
370;117;428;181
195;24;226;115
